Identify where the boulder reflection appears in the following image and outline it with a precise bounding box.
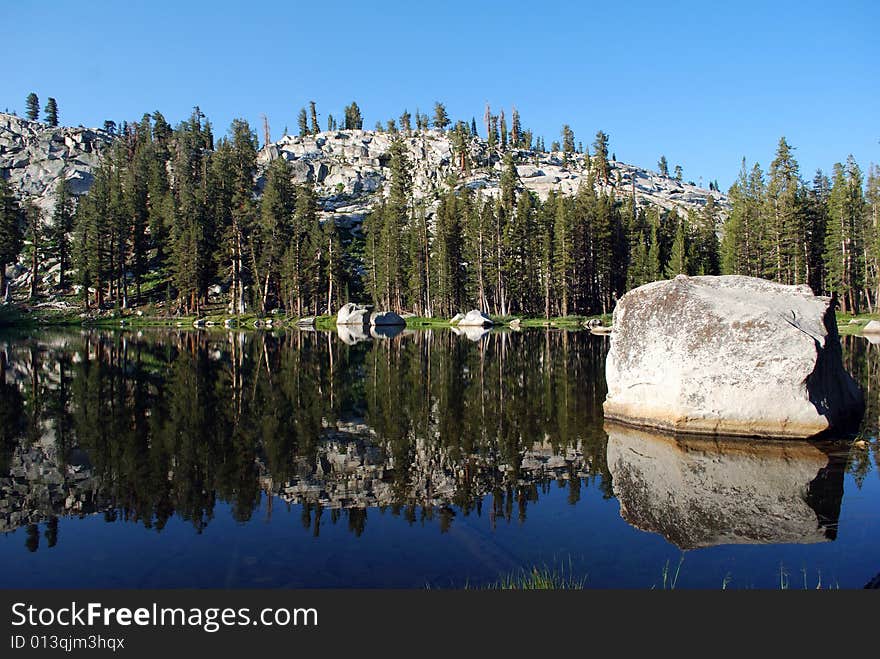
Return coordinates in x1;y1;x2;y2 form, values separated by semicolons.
605;422;846;549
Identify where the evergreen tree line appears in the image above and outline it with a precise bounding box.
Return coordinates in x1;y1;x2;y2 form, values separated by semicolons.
4;101;878;319
722;137;880;313
59;108;346;316
360;137;721;318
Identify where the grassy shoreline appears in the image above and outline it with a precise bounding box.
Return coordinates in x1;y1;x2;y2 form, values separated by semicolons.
0;304;612;331
2;302;873;334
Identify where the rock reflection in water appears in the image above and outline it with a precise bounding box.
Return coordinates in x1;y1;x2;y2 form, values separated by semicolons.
451;325;492;342
605;422;846;549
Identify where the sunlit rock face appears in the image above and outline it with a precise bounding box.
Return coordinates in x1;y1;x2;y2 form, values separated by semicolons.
0;113;113;214
604;275;864;438
1;111;727;234
605;423;845;549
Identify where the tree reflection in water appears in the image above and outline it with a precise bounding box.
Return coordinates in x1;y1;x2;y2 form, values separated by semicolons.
0;328;611;547
2;328;877;555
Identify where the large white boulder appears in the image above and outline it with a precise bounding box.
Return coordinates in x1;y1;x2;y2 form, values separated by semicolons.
456;310;493;327
336;302;371;326
603;275;863;438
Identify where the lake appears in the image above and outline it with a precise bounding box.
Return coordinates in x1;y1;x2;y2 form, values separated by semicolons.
1;326;878;589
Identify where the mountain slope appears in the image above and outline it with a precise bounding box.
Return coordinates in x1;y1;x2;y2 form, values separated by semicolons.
0;112;727;225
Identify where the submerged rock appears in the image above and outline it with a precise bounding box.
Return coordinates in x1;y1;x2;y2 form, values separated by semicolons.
457;310;494;327
605;422;844;549
603;275;863;438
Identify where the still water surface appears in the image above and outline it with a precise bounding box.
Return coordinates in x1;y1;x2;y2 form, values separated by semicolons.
1;327;878;588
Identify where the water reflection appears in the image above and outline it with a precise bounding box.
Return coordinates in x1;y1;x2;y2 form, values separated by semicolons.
605;422;846;549
2;327;879;562
0;328;611;547
451;325;492;342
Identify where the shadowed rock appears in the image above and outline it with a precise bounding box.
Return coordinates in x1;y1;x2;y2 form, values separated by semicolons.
369;311;405;326
604;275;864;438
605;422;845;549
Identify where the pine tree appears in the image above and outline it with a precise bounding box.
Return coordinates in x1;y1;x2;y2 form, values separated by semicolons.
593;131;609;183
511;107;522;148
805;169;831;293
721;158;763;276
256;158;296;313
483;103;491;140
692;197;720;275
553;194;574;316
344;102;363;130
322;217;343;314
537;192;556;316
298;108;309;137
170;109;213;314
765;137;805;284
399;109;412;134
228;119;259;314
0;178;24;299
506;188;538;311
24;201;42;299
664;212;688;278
499;110;507;150
433;102;449;132
309;101;319;134
433;189;466;315
49;178;74;290
562;125;575;165
44;98;58;127
281;182;319;315
824;157;866;312
658;155;668;176
647;220;661;282
674;165;683;181
25;93;39;122
866;165;880;306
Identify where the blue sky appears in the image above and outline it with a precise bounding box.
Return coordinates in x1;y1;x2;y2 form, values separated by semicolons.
3;0;876;189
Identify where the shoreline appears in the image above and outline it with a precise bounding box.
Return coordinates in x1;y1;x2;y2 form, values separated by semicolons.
2;303;876;335
0;304;611;331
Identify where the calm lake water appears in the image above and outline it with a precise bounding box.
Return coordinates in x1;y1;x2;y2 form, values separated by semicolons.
1;326;878;589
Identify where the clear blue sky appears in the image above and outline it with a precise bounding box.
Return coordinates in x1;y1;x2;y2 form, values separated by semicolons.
3;0;877;189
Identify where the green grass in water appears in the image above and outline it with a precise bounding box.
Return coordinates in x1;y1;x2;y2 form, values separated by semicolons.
482;564;587;590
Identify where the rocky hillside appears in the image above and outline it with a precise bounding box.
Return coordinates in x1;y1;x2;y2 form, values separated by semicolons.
261;129;728;228
1;111;727;226
0;113;113;215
